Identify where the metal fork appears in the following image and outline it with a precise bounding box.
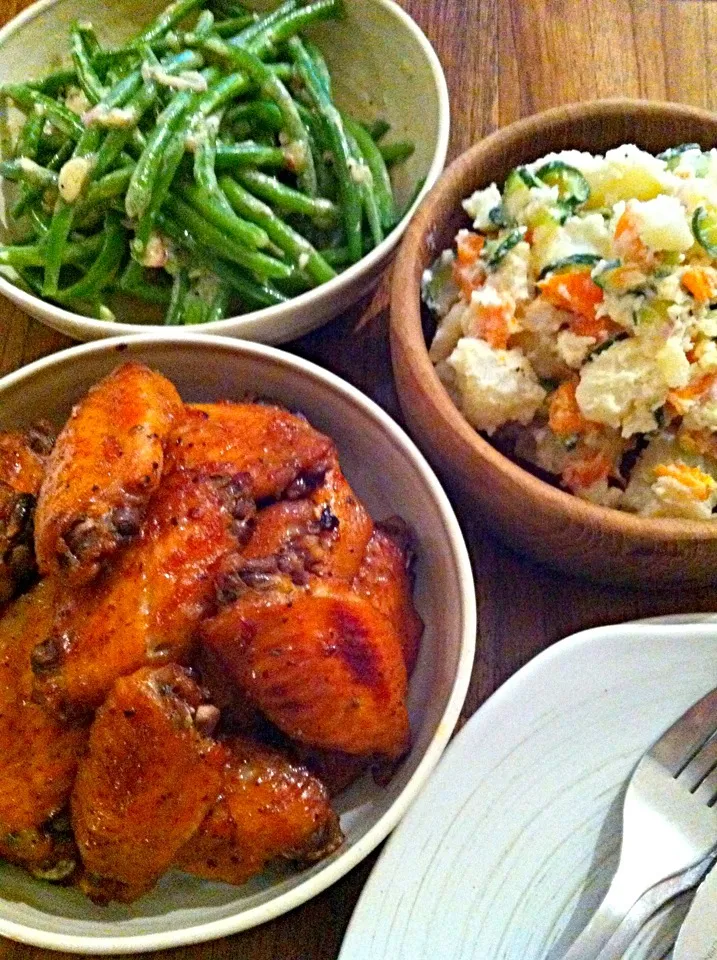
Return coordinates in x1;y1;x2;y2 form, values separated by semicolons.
561;687;717;960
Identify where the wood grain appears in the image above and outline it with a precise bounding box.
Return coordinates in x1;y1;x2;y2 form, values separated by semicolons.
3;1;717;958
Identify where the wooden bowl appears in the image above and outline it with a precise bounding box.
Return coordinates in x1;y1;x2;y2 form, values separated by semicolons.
390;99;717;586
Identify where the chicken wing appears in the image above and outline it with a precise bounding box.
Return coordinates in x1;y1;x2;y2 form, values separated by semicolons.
202;577;410;759
32;469;246;719
35;363;183;583
175;736;343;886
232;461;374;583
0;579;87;879
353;523;423;675
168;402;335;502
71;665;224;905
0;424;54;609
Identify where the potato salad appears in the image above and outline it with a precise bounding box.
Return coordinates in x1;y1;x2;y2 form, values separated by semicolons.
423;143;717;520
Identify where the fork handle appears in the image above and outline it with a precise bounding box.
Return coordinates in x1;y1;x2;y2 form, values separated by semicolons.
560;879;632;960
560;855;716;960
563;870;636;960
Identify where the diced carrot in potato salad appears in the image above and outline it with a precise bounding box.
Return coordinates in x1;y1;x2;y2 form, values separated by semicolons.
422;143;717;519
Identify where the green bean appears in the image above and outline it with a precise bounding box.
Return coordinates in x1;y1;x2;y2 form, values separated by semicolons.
183;292;208;324
205;278;231;322
126;87;195;219
250;0;343;60
230;0;297;48
0;232;103;268
200;36;316;194
137;0;205;45
215;141;286;170
349;133;383;248
165;194;294;280
43;120;106;296
365;118;390;143
133;128;187;250
215;14;257;36
11;140;73;219
380;141;415;166
77;22;102;59
235;168;339;226
81;166;134;208
28;208;50;237
223;99;283;133
0;158;58;190
180;182;269;249
343;113;394;230
29;68;78;97
1;86;83;139
221;175;335;285
164;266;190;324
288;37;361;261
15;112;44;160
193;10;215;38
54;214;126;301
118;258;172;304
211;0;253;19
157;209;287;307
304;38;331;97
296;103;336;200
70;22;106;104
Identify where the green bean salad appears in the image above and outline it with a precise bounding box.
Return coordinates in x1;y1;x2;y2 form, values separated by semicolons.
0;0;415;325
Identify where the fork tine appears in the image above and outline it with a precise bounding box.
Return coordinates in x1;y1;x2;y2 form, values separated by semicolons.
649;687;717;774
694;764;717;806
678;735;717;791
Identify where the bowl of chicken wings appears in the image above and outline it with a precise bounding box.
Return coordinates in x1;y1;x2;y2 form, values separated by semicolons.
0;333;475;953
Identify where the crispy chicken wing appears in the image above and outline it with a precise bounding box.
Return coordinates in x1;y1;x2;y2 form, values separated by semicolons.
236;461;374;581
35;363;182;583
71;665;224;904
0;579;87;879
175;736;342;886
0;424;54;609
32;470;246;719
168;402;335;502
202;577;410;759
353;524;423;675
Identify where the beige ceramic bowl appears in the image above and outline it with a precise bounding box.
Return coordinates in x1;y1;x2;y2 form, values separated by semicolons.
0;333;475;953
0;0;449;343
391;99;717;585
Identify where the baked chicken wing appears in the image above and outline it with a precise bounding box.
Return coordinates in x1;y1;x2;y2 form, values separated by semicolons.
168;402;335;502
32;469;247;719
0;424;54;609
175;736;343;886
35;363;182;583
0;579;87;879
71;665;224;904
202;577;410;759
353;523;423;676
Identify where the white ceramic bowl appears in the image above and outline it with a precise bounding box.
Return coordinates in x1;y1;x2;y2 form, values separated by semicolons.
0;0;450;343
0;334;475;954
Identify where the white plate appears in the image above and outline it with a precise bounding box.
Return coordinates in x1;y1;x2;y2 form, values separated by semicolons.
339;615;717;960
0;334;476;954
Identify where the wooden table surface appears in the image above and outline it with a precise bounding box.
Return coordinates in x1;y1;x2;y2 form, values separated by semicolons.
3;0;717;957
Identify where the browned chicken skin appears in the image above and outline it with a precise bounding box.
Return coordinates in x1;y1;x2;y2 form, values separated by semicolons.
0;580;87;879
168;402;335;502
0;424;54;609
353;524;423;676
32;469;246;719
202;577;410;759
71;665;225;905
35;363;183;583
175;736;343;886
